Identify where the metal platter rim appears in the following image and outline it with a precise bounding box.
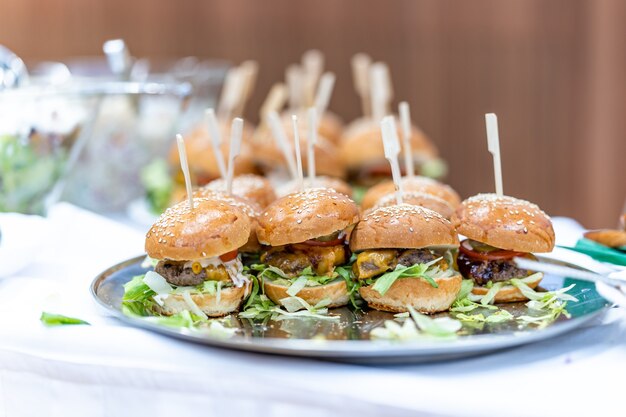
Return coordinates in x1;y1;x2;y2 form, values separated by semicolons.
90;255;610;360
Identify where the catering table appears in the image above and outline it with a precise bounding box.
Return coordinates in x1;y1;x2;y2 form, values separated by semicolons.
0;204;623;417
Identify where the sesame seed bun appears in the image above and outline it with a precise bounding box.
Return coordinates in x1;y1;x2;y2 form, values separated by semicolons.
339;118;438;173
279;110;344;144
154;285;247;317
257;188;360;246
371;191;455;220
583;229;626;249
317;111;344;144
202;174;276;208
191;189;262;253
169;124;257;184
455;194;555;253
145;198;250;260
350;204;459;252
361;176;461;210
276;176;353;198
263;279;348;309
471;273;543;303
359;274;462;313
251;126;346;178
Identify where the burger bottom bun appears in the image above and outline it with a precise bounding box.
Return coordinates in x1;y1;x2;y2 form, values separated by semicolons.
471;273;543;303
359;274;462;314
264;279;348;309
153;285;247;317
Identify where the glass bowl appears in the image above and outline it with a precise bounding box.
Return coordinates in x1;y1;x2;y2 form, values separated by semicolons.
0;84;100;214
0;80;192;214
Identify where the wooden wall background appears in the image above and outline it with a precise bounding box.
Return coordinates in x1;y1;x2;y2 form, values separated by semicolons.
1;0;624;228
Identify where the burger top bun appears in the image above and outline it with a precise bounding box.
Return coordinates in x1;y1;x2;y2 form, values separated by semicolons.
202;174;276;208
371;191;455;220
257;188;359;246
361;176;461;210
350;204;459;252
251;126;345;179
169;124;256;183
280;110;344;144
191;189;262;253
339;118;438;171
277;176;353;199
145;198;250;260
454;193;555;253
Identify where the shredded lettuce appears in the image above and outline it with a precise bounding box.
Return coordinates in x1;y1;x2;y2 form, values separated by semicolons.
335;265;362;309
140;256;159;269
371;257;444;296
141;158;173;214
454;310;514;323
286;275;309;296
370;306;461;341
240;285;339;321
451;279;496;313
480;282;504;305
143;310;196;328
122;275;157;316
511;279;577;327
40;312;90;326
143;271;173;294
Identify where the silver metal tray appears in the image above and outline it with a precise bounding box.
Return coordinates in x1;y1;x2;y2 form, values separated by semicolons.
91;256;611;364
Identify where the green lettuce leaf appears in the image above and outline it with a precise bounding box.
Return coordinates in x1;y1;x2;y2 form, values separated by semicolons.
370;306;461;341
141;158;173;214
40;312;90;326
371;258;442;296
122;275;157;316
335;265;362;309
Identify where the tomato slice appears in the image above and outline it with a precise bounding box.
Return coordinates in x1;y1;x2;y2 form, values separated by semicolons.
459;239;525;261
219;250;239;262
302;238;345;247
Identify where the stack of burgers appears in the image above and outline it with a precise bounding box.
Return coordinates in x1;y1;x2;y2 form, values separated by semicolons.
131;53;556;319
133;179;554;318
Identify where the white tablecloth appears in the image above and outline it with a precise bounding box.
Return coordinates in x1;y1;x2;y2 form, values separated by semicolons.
0;204;624;417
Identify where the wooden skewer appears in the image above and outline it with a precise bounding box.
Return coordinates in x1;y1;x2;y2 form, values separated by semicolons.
380;116;404;205
292;115;304;191
314;72;336;116
267;111;297;179
351;53;372;118
307;107;318;182
399;102;414;178
370;62;389;122
226;118;244;195
218;66;245;120
234;60;259;117
485;113;504;196
176;134;194;209
302;49;324;106
205;108;227;180
259;83;288;128
286;64;304;111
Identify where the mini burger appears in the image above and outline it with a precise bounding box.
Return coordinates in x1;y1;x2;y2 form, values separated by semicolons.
251;127;346;179
201;174;277;208
255;188;360;309
361;176;461;211
191;189;263;255
142;198;252;317
276;176;353;199
339;119;440;186
454;194;556;303
349;204;462;313
370;191;455;220
168;124;257;186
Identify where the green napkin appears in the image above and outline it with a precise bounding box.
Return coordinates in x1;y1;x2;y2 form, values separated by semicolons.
560;238;626;266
